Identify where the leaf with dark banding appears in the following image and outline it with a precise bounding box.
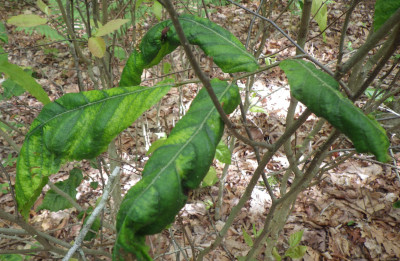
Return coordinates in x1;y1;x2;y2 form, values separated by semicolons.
16;84;172;217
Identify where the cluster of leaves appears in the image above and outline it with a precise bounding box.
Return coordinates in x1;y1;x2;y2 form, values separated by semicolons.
7;0;396;259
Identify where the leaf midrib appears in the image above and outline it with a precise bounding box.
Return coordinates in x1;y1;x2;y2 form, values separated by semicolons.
180;17;254;61
131;83;233;212
26;84;172;139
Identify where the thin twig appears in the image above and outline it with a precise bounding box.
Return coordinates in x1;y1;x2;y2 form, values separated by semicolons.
62;167;120;261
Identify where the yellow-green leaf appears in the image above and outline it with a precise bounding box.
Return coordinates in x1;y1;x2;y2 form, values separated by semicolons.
88;37;106;58
152;1;163;21
37;0;51;15
0;61;50;104
95;19;129;37
7;14;47;27
311;0;328;41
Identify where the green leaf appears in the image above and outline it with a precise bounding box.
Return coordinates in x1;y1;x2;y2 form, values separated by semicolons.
0;60;50;105
114;46;127;60
37;0;51;15
285;245;307;259
201;166;218;187
272;247;282;261
16;84;172;217
311;0;328;41
152;1;163;21
0;22;8;43
0;254;24;261
393;200;400;209
78;208;101;241
2;78;26;99
146;137;167;155
121;14;258;86
88;37;106;58
0;47;7;66
215;140;231;164
95;19;130;37
140;14;258;73
373;0;400;31
119;50;145;86
288;230;303;247
114;79;240;260
280;59;390;162
242;227;254;247
37;168;83;211
7;14;47;27
31;25;65;41
163;62;171;74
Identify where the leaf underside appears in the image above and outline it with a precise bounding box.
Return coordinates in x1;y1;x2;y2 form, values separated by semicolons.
119;14;258;87
280;60;390;162
114;79;240;260
16;84;172;217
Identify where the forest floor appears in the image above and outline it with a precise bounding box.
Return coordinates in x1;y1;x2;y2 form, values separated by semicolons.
1;1;400;260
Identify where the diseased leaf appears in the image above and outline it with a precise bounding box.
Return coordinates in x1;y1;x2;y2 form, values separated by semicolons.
119;50;145;86
88;37;106;58
0;60;50;104
16;84;172;217
373;0;400;31
114;79;240;260
95;19;130;37
37;168;83;211
120;14;258;86
280;60;390;162
7;14;47;27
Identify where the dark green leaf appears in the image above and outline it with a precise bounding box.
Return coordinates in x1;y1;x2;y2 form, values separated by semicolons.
119;50;145;86
114;79;240;260
0;61;50;104
373;0;400;31
78;208;101;241
215;140;231;164
90;182;99;189
0;22;8;43
120;14;258;86
280;60;390;162
393;200;400;209
16;84;172;217
37;168;83;211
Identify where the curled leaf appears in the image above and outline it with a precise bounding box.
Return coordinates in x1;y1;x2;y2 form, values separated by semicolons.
280;59;390;162
114;79;240;260
16;85;172;217
120;14;258;86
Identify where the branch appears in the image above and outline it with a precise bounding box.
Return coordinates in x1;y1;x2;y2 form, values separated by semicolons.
63;166;120;261
337;7;400;78
158;0;273;150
